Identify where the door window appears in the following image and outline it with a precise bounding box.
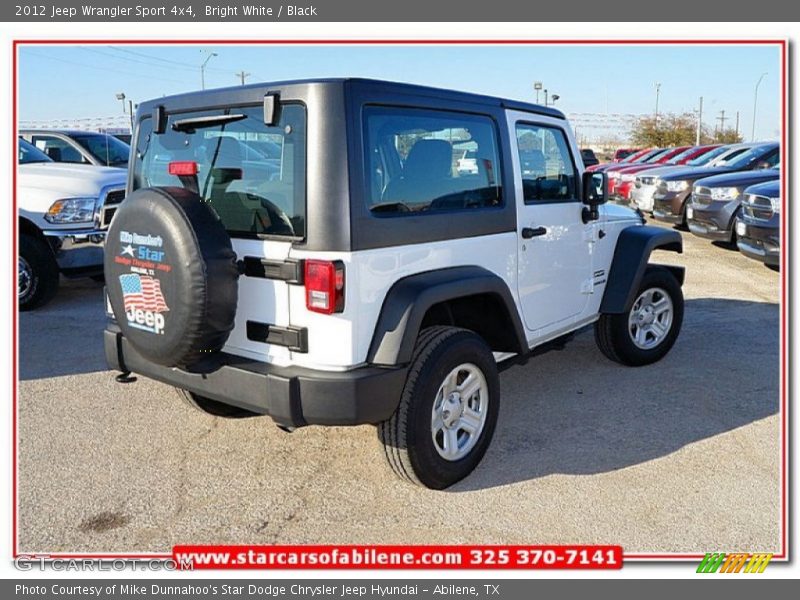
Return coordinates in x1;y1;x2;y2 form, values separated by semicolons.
515;124;577;203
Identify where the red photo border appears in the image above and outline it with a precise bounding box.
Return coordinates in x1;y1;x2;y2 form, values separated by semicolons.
12;38;788;564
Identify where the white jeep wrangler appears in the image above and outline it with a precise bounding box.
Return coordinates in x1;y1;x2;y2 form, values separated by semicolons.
104;79;684;489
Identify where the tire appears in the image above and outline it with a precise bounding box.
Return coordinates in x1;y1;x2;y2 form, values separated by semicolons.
175;388;258;419
379;326;500;489
595;266;684;367
19;234;59;311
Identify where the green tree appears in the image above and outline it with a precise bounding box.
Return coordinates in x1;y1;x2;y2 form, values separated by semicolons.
631;113;700;147
631;112;743;147
713;128;743;144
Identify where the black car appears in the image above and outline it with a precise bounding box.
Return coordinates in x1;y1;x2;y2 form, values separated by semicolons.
581;148;599;167
651;142;779;226
735;180;781;267
686;166;780;243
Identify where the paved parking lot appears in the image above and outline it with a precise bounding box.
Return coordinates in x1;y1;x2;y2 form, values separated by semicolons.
18;222;781;555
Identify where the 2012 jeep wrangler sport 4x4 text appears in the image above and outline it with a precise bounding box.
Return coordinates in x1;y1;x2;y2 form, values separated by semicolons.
104;79;685;489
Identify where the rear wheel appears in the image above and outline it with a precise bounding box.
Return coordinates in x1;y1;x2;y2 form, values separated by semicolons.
19;234;59;311
176;388;258;419
595;266;683;366
379;327;499;489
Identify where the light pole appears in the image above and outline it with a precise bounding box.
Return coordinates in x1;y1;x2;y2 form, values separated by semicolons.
550;94;560;105
695;96;703;146
544;88;549;106
751;72;768;142
534;81;543;104
115;92;134;131
200;50;218;90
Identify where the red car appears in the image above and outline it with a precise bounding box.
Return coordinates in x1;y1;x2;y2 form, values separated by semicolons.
613;148;639;161
586;148;653;173
610;147;693;200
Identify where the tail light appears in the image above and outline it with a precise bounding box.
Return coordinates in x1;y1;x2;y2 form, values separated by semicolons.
304;260;345;314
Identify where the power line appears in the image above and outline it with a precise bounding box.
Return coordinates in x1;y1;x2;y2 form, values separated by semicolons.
21;49;194;85
108;45;233;73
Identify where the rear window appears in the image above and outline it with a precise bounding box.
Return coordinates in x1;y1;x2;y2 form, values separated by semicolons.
363;106;502;215
133;104;306;239
73;133;131;167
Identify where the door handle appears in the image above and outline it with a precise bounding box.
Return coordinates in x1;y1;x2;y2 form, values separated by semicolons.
521;226;547;239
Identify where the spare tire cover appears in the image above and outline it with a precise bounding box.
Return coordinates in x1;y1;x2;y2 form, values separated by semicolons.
105;186;239;368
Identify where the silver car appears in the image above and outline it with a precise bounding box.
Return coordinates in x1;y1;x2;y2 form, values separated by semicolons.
632;144;756;212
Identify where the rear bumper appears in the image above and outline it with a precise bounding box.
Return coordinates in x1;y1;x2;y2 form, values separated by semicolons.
104;327;407;428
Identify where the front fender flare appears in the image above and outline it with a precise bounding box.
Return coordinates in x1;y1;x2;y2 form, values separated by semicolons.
600;225;684;314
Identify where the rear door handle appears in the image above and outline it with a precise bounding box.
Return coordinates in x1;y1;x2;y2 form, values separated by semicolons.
521;226;548;239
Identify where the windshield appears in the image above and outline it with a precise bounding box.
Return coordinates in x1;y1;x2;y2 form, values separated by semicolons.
73;133;131;167
643;149;670;163
18;138;52;164
631;149;661;163
667;146;706;165
133;104;306;238
725;145;777;170
687;145;730;166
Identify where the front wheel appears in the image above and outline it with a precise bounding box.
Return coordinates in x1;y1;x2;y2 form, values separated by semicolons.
19;234;59;311
595;266;684;366
379;326;500;489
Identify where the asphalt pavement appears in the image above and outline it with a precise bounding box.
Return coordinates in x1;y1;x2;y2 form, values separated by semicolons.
17;223;781;555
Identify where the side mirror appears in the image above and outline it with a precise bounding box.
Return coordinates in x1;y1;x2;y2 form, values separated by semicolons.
582;171;607;223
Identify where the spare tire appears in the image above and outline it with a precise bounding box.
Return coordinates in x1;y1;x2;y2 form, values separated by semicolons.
105;186;239;368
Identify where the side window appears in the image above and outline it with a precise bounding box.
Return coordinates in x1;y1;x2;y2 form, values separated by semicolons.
515;124;577;203
363;106;502;216
32;136;86;164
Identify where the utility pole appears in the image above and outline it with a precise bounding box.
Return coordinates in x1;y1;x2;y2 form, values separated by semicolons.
717;110;727;135
654;82;661;127
236;71;251;85
752;72;767;141
695;96;703;146
735;111;740;138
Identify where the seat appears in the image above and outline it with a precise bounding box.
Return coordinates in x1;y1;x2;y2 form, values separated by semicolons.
383;139;454;206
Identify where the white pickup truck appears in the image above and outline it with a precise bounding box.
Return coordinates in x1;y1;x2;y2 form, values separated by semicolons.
18;139;126;310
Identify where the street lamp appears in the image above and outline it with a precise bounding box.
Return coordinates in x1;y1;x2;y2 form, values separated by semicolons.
115;92;134;131
200;50;218;90
751;72;768;142
550;94;560;105
534;81;543;104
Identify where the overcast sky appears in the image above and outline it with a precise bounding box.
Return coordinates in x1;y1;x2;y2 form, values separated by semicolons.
18;43;781;140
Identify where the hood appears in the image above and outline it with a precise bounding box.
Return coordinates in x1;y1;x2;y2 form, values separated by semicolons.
694;169;779;189
616;163;665;175
602;202;641;223
744;180;780;198
633;165;694;179
19;162;127;196
659;166;730;182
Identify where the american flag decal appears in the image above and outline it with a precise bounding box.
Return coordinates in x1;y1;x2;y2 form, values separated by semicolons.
119;273;169;313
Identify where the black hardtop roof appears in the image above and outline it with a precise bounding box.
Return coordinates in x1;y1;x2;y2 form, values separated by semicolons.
138;77;566;120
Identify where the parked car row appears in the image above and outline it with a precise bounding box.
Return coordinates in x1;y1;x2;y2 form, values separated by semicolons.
17;134;129;310
598;141;781;269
